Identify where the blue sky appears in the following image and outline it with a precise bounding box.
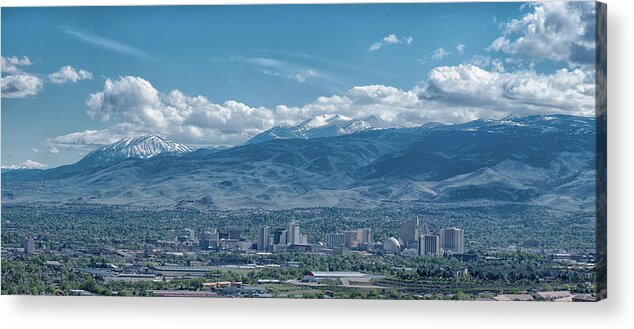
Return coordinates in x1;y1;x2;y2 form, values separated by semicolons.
1;3;598;168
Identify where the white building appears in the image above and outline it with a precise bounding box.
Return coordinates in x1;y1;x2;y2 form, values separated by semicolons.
383;237;401;254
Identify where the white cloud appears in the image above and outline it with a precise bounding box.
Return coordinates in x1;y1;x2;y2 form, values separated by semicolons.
488;2;596;65
46;129;128;152
431;48;451;60
419;64;595;116
382;34;400;44
1;55;44;98
45;76;278;150
50;76;423;150
86;76;163;123
47;66;595;151
368;34;413;51
1;74;44;98
48;65;93;84
2;159;48;170
418;47;453;64
31;148;39;153
276;85;423;125
456;44;466;55
1;56;32;74
292;69;318;83
469;55;506;73
2;55;93;98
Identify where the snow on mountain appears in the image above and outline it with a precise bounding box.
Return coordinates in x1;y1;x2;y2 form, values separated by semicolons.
2;115;596;210
247;114;397;144
1;160;48;171
300;113;351;129
79;135;191;166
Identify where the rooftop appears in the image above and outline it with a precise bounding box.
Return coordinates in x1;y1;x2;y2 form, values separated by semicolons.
306;271;367;278
493;294;534;301
151;266;216;272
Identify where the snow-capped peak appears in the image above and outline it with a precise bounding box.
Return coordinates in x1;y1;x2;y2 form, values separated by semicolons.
80;134;191;165
106;135;191;159
246;114;398;144
299;114;353;129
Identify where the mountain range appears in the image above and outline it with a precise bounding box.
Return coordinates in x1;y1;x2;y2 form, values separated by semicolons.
1;114;597;211
246;114;397;144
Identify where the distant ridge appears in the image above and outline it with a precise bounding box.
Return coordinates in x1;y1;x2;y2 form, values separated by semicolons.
246;114;397;144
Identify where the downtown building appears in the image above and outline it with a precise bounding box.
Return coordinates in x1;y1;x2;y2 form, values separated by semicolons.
287;221;301;245
418;234;441;256
287;221;308;246
199;229;220;249
265;221;308;252
273;228;287;245
24;237;36;254
257;225;271;251
326;233;346;248
400;217;430;248
439;227;465;254
178;228;196;242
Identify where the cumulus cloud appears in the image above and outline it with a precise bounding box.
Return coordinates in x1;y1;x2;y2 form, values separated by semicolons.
456;44;466;55
1;159;48;170
46;67;595;151
1;56;32;74
86;76;163;123
1;74;44;98
368;34;413;51
418;64;595;116
48;65;93;84
488;2;596;65
275;85;422;125
45;76;279;150
2;56;92;98
1;55;44;98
